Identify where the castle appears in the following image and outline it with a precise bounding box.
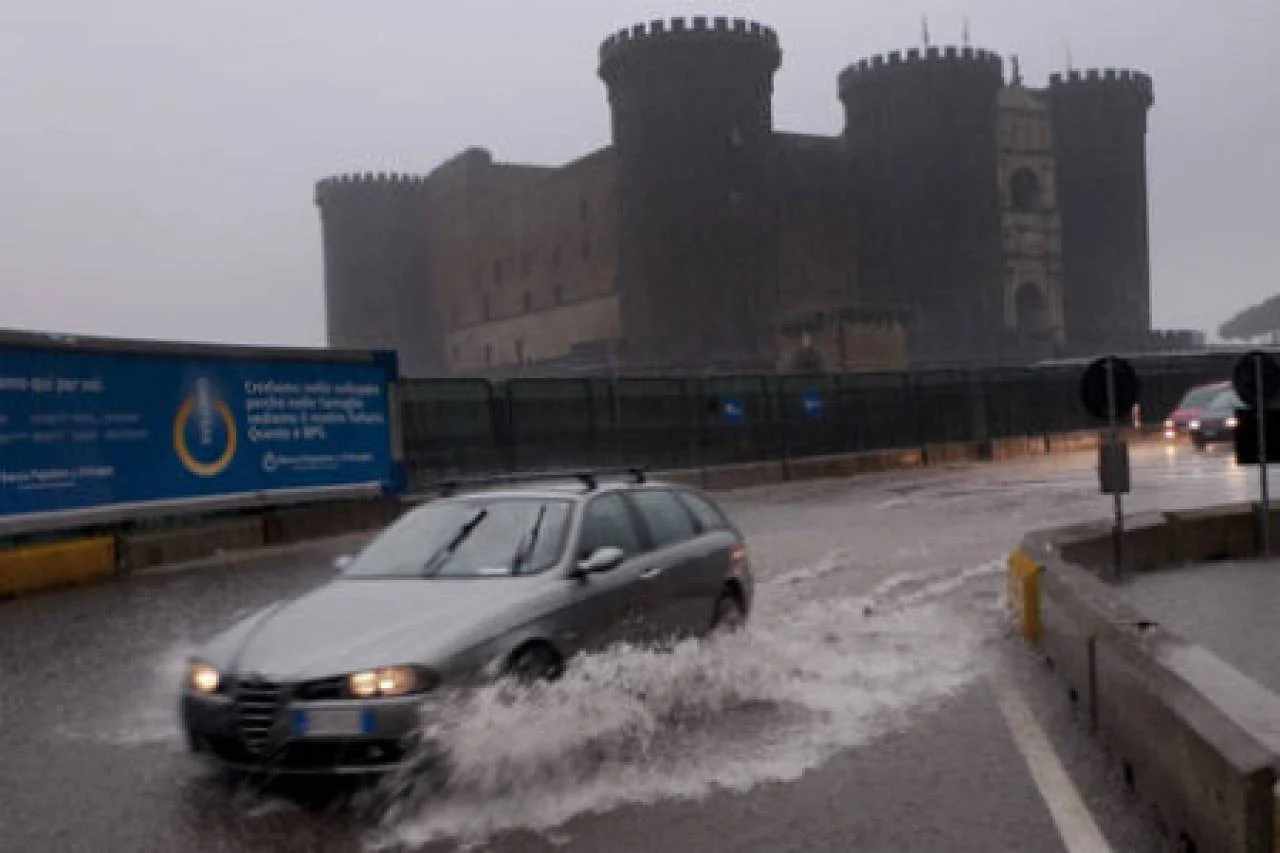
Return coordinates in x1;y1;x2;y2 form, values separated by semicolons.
315;17;1155;377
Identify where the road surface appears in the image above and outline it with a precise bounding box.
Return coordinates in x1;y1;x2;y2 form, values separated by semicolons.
0;441;1256;851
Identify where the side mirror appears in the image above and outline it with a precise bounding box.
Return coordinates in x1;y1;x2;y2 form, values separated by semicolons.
333;554;355;571
573;546;625;577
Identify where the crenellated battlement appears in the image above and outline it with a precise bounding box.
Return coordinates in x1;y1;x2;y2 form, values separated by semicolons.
838;45;1003;92
1048;67;1154;105
599;15;780;74
314;171;430;205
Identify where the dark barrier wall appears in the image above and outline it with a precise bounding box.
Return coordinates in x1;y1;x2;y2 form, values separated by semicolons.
0;333;400;520
399;353;1245;486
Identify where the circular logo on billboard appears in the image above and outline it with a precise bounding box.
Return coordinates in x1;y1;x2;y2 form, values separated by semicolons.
173;378;237;477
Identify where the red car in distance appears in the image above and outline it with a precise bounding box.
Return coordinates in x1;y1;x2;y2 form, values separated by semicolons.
1164;381;1233;440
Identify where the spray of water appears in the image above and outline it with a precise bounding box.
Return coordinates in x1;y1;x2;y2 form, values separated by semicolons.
374;557;1004;849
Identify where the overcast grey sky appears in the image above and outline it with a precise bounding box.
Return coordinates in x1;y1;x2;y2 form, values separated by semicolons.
3;0;1276;347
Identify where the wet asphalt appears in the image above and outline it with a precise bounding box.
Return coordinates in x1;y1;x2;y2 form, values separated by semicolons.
0;441;1258;852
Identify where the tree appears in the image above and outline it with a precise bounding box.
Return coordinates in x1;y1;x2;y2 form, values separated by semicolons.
1220;294;1280;340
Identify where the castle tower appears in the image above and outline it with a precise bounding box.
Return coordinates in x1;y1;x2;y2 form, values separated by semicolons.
1047;68;1154;353
839;47;1006;365
314;173;440;374
598;16;782;369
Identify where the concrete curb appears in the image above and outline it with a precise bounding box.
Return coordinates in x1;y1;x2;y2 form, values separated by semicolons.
1009;504;1280;853
657;428;1125;492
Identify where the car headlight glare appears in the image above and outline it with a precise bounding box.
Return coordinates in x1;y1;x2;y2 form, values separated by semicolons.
1164;418;1174;430
1189;419;1201;431
1226;416;1239;429
188;661;220;694
348;666;424;698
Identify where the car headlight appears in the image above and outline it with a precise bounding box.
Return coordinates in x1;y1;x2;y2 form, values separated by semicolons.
347;665;433;698
1226;416;1239;429
1189;419;1201;431
1164;418;1174;430
187;661;221;695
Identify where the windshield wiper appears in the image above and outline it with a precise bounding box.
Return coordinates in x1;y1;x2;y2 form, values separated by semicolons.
421;508;488;577
510;505;547;575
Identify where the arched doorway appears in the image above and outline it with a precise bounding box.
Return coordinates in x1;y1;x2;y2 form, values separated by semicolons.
1015;282;1051;338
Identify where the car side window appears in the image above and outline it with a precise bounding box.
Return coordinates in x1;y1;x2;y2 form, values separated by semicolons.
577;493;641;560
676;491;727;533
629;489;697;548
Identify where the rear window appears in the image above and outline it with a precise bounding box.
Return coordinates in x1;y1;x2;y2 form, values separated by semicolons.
676;491;729;532
629;489;697;548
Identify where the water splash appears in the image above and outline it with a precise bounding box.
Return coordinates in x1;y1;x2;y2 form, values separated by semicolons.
54;646;191;747
375;559;998;849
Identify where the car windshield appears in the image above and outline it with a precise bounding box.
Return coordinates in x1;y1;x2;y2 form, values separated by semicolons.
1178;385;1225;409
1205;389;1243;414
343;497;572;578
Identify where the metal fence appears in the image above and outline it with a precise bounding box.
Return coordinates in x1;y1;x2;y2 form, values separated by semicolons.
398;353;1244;487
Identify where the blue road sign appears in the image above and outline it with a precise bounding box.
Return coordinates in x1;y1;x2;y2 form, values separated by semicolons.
801;390;825;418
721;398;745;425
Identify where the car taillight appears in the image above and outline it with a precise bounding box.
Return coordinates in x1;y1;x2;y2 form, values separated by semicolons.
729;545;747;576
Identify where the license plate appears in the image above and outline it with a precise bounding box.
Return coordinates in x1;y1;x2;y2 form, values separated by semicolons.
292;706;373;737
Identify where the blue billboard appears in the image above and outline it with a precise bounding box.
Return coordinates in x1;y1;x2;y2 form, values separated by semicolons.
0;342;399;519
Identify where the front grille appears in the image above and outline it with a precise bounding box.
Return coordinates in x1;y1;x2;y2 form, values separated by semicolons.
294;676;346;701
233;678;284;754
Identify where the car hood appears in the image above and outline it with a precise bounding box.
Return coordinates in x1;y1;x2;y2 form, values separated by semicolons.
1170;407;1203;425
210;576;555;681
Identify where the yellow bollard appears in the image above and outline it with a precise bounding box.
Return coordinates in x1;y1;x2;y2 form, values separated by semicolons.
1006;548;1042;644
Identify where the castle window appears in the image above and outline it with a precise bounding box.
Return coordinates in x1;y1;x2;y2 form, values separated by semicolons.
522;290;532;313
515;338;525;364
484;343;493;366
1010;168;1042;212
482;293;491;321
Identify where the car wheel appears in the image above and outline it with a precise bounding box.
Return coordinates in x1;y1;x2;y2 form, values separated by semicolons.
508;643;564;684
710;589;746;634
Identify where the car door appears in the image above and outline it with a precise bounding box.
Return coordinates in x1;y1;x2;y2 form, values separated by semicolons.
624;488;712;640
673;489;740;615
559;492;663;651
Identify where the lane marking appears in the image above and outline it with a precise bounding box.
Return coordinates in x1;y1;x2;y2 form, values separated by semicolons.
991;676;1113;853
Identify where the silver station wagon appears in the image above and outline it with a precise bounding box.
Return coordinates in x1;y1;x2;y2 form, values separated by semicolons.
180;470;753;773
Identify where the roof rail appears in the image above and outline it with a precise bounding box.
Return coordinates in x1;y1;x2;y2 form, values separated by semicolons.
435;467;647;497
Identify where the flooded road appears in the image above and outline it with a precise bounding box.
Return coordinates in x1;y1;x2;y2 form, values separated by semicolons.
0;442;1253;851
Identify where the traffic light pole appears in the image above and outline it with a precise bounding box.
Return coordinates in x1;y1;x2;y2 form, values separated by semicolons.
1106;358;1124;578
1256;353;1270;557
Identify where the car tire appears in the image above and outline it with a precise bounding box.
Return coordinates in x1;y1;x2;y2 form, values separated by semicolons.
508;643;564;684
710;589;746;634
